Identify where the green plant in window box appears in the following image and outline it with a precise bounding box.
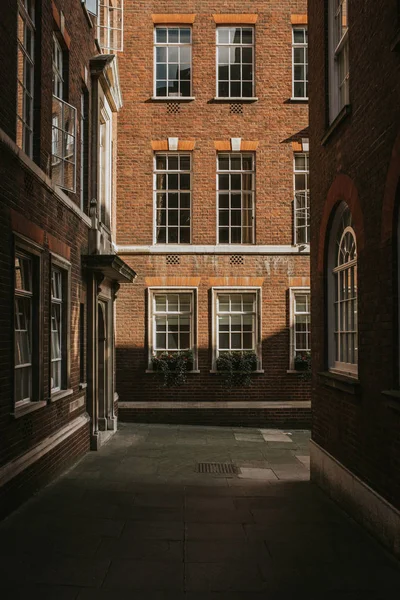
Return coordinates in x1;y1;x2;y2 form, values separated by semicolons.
152;350;194;387
294;352;311;376
216;351;258;388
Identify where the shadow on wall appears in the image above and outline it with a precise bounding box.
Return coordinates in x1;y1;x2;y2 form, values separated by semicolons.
115;329;311;403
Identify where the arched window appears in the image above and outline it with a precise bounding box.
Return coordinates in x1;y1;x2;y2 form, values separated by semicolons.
328;202;358;376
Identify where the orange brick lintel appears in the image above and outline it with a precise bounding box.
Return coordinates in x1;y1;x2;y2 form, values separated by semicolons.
289;277;310;288
214;141;259;151
151;140;195;151
213;14;258;25
145;277;201;287
210;277;265;287
152;14;196;24
291;14;308;25
47;232;71;261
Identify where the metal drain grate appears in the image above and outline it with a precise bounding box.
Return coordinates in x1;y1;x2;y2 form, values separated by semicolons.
196;462;238;474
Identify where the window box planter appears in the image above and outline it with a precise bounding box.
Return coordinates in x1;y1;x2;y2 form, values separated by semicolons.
216;351;258;388
151;351;194;387
294;352;311;375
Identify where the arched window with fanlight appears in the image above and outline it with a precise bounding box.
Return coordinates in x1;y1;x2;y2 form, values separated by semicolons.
328;202;358;376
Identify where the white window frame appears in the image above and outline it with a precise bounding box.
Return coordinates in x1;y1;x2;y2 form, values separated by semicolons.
293;152;310;245
289;287;311;369
17;0;35;158
211;287;262;371
14;250;33;405
153;26;193;98
327;202;358;377
53;34;64;99
147;287;198;371
328;0;349;123
98;97;112;228
292;27;308;100
98;0;124;52
153;152;192;244
80;91;88;212
217;152;255;245
216;26;255;99
50;255;71;395
51;96;77;192
50;267;63;393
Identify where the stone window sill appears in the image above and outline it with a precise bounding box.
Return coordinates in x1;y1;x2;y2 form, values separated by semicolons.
210;369;264;374
288;97;308;103
382;390;400;412
79;382;88;390
146;369;200;374
287;369;309;374
11;400;47;419
318;370;361;397
151;97;196;102
213;97;258;102
321;104;352;146
50;388;74;403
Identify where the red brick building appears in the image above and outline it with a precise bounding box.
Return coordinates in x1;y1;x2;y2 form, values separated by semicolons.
309;0;400;556
115;1;311;425
0;0;134;517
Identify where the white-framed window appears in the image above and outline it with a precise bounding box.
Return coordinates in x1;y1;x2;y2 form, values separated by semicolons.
154;26;192;98
328;0;349;122
80;91;89;212
154;153;191;244
51;96;77;192
50;267;63;392
292;27;308;99
212;288;262;370
98;0;124;52
98;98;112;227
14;251;34;404
53;34;64;98
17;0;35;157
294;153;310;244
216;27;254;99
328;202;358;376
217;153;255;244
148;288;197;368
289;288;311;369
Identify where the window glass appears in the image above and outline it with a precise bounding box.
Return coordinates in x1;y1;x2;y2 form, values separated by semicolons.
216;293;256;354
292;27;308;99
14;252;34;403
294;152;310;244
155;27;192;97
217;154;255;244
217;27;254;98
17;0;35;157
155;154;191;244
153;293;193;353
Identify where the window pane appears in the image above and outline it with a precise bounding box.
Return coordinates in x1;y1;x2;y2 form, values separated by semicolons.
156;28;167;43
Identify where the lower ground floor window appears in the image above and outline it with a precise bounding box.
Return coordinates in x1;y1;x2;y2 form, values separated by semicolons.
289;288;311;369
148;288;197;368
212;287;262;370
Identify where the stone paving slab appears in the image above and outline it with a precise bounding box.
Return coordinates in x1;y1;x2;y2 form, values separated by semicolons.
0;423;399;598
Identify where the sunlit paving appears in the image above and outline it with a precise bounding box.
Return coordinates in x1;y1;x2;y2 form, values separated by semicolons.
1;424;400;598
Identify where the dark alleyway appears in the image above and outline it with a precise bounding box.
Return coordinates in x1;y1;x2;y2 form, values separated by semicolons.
1;424;399;598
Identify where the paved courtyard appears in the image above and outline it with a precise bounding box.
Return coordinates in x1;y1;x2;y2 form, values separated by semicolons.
1;423;400;598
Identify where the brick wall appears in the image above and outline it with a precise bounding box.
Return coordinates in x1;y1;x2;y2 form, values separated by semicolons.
309;0;400;509
116;1;310;409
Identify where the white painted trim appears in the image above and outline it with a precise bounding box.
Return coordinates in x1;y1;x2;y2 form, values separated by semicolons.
0;413;90;487
310;440;400;558
116;244;310;255
118;401;311;409
0;128;91;227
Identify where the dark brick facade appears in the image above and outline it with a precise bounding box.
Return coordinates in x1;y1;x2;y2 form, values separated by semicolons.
0;0;112;517
116;1;311;415
309;0;400;524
